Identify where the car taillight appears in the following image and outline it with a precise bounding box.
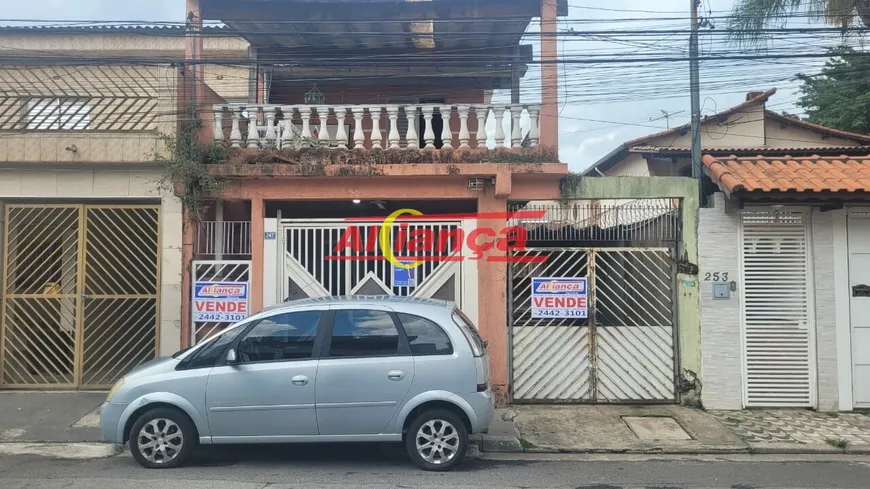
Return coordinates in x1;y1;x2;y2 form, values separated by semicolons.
477;382;488;392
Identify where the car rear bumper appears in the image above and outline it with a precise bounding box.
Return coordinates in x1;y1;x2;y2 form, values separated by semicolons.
456;389;494;434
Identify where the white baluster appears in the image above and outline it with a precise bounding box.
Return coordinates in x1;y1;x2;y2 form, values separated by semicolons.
528;105;540;147
351;107;365;150
511;105;523;148
422;105;435;149
387;106;400;149
493;106;506;148
457;105;470;149
264;107;277;147
300;106;313;140
475;106;488;149
318;106;330;147
230;106;242;148
335;106;348;149
405;106;419;150
213;107;224;142
370;106;383;150
246;106;260;148
440;105;454;150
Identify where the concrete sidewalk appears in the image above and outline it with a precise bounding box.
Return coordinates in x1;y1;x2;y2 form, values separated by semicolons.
0;391;105;443
490;405;748;454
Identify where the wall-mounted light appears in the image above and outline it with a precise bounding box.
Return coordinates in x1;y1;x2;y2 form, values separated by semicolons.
352;199;361;204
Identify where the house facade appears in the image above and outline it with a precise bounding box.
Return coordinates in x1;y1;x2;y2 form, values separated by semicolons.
589;88;870;411
0;25;249;389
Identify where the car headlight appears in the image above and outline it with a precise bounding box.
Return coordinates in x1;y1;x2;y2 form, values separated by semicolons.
106;378;125;403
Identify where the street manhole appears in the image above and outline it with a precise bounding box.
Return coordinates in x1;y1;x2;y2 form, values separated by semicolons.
622;416;692;441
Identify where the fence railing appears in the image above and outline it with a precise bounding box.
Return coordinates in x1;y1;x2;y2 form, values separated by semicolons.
195;221;251;257
509;200;681;244
212;103;541;150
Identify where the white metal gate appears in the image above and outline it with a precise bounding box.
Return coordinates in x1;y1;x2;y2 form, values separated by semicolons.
739;210;815;407
280;219;464;305
191;260;251;345
510;248;677;403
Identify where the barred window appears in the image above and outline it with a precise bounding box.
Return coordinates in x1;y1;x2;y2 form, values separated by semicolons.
25;98;91;130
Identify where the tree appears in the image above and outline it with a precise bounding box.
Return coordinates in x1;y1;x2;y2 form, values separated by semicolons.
729;0;870;44
795;47;870;133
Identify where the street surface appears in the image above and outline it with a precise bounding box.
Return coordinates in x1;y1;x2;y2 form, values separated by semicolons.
1;444;869;488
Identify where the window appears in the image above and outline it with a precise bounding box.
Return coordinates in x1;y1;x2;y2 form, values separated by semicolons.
328;309;400;357
181;325;245;370
398;313;452;356
237;311;321;362
25;98;91;130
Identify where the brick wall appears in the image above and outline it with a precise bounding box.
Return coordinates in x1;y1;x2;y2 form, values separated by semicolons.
699;193;743;410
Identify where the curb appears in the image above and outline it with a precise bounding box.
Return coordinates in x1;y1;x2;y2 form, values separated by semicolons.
844;444;870;455
748;442;845;455
470;435;523;453
0;442;122;459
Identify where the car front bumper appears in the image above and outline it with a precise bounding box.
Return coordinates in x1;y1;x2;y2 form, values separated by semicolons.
100;401;128;444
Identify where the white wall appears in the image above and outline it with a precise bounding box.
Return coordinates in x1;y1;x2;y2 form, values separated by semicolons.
698;193;743;410
0;167;183;354
811;210;841;411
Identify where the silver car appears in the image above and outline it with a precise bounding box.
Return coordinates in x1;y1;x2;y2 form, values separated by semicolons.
100;296;493;471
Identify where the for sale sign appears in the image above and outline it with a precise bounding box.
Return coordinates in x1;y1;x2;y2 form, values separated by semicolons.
530;277;588;319
193;282;249;323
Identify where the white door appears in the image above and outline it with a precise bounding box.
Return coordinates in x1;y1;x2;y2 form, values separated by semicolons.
849;214;870;408
740;210;815;407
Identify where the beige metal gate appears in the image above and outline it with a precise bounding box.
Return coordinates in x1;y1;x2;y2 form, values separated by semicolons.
1;204;160;389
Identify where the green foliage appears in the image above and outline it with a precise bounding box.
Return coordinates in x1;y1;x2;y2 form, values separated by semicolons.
795;47;870;134
728;0;860;46
152;114;230;221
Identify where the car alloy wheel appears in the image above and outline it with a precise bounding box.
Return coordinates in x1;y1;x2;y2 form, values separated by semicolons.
137;418;184;464
415;418;460;465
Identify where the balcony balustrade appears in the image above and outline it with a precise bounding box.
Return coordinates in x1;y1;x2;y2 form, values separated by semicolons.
212;103;540;151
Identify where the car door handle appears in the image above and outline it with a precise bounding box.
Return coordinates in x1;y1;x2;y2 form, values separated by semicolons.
291;375;309;386
387;370;405;381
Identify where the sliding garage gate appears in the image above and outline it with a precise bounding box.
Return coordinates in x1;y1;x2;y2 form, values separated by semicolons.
508;200;680;403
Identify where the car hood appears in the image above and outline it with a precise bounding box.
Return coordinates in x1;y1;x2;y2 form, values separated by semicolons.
124;356;179;379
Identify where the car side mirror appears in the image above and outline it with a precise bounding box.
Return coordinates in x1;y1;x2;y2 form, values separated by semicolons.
226;348;238;364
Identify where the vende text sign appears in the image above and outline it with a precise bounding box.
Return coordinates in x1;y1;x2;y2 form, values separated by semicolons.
531;277;588;318
193;282;249;323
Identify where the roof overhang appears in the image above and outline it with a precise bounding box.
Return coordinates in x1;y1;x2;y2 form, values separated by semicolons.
201;0;567;52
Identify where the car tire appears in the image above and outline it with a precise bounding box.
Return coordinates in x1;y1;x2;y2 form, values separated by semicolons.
405;409;468;471
128;407;196;469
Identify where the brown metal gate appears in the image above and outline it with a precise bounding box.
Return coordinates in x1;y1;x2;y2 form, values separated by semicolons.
1;204;160;389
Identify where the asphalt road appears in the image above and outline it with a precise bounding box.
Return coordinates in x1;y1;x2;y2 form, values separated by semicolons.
1;444;870;488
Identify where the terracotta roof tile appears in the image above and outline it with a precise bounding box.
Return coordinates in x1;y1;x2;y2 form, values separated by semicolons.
701;154;870;195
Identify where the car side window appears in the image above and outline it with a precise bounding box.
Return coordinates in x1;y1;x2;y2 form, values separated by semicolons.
328;309;400;358
397;313;453;356
237;311;321;363
182;326;245;370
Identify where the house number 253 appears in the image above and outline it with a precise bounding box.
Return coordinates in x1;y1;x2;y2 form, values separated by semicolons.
704;272;728;282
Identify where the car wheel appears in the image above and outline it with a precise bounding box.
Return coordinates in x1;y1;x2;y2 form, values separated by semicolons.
405;409;468;471
128;407;196;469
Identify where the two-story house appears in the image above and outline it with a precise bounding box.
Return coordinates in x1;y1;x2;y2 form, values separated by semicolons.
0;24;249;389
179;0;570;404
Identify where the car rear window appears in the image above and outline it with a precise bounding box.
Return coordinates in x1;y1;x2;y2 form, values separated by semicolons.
452;309;487;353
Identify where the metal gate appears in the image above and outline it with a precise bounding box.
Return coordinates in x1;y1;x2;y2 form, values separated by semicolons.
280;219;463;304
1;204;160;388
510;248;677;403
739;210;815;407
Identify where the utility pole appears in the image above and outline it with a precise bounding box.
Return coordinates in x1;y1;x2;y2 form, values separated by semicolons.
689;0;702;202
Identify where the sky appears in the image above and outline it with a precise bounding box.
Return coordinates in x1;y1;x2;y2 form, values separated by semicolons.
0;0;853;171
